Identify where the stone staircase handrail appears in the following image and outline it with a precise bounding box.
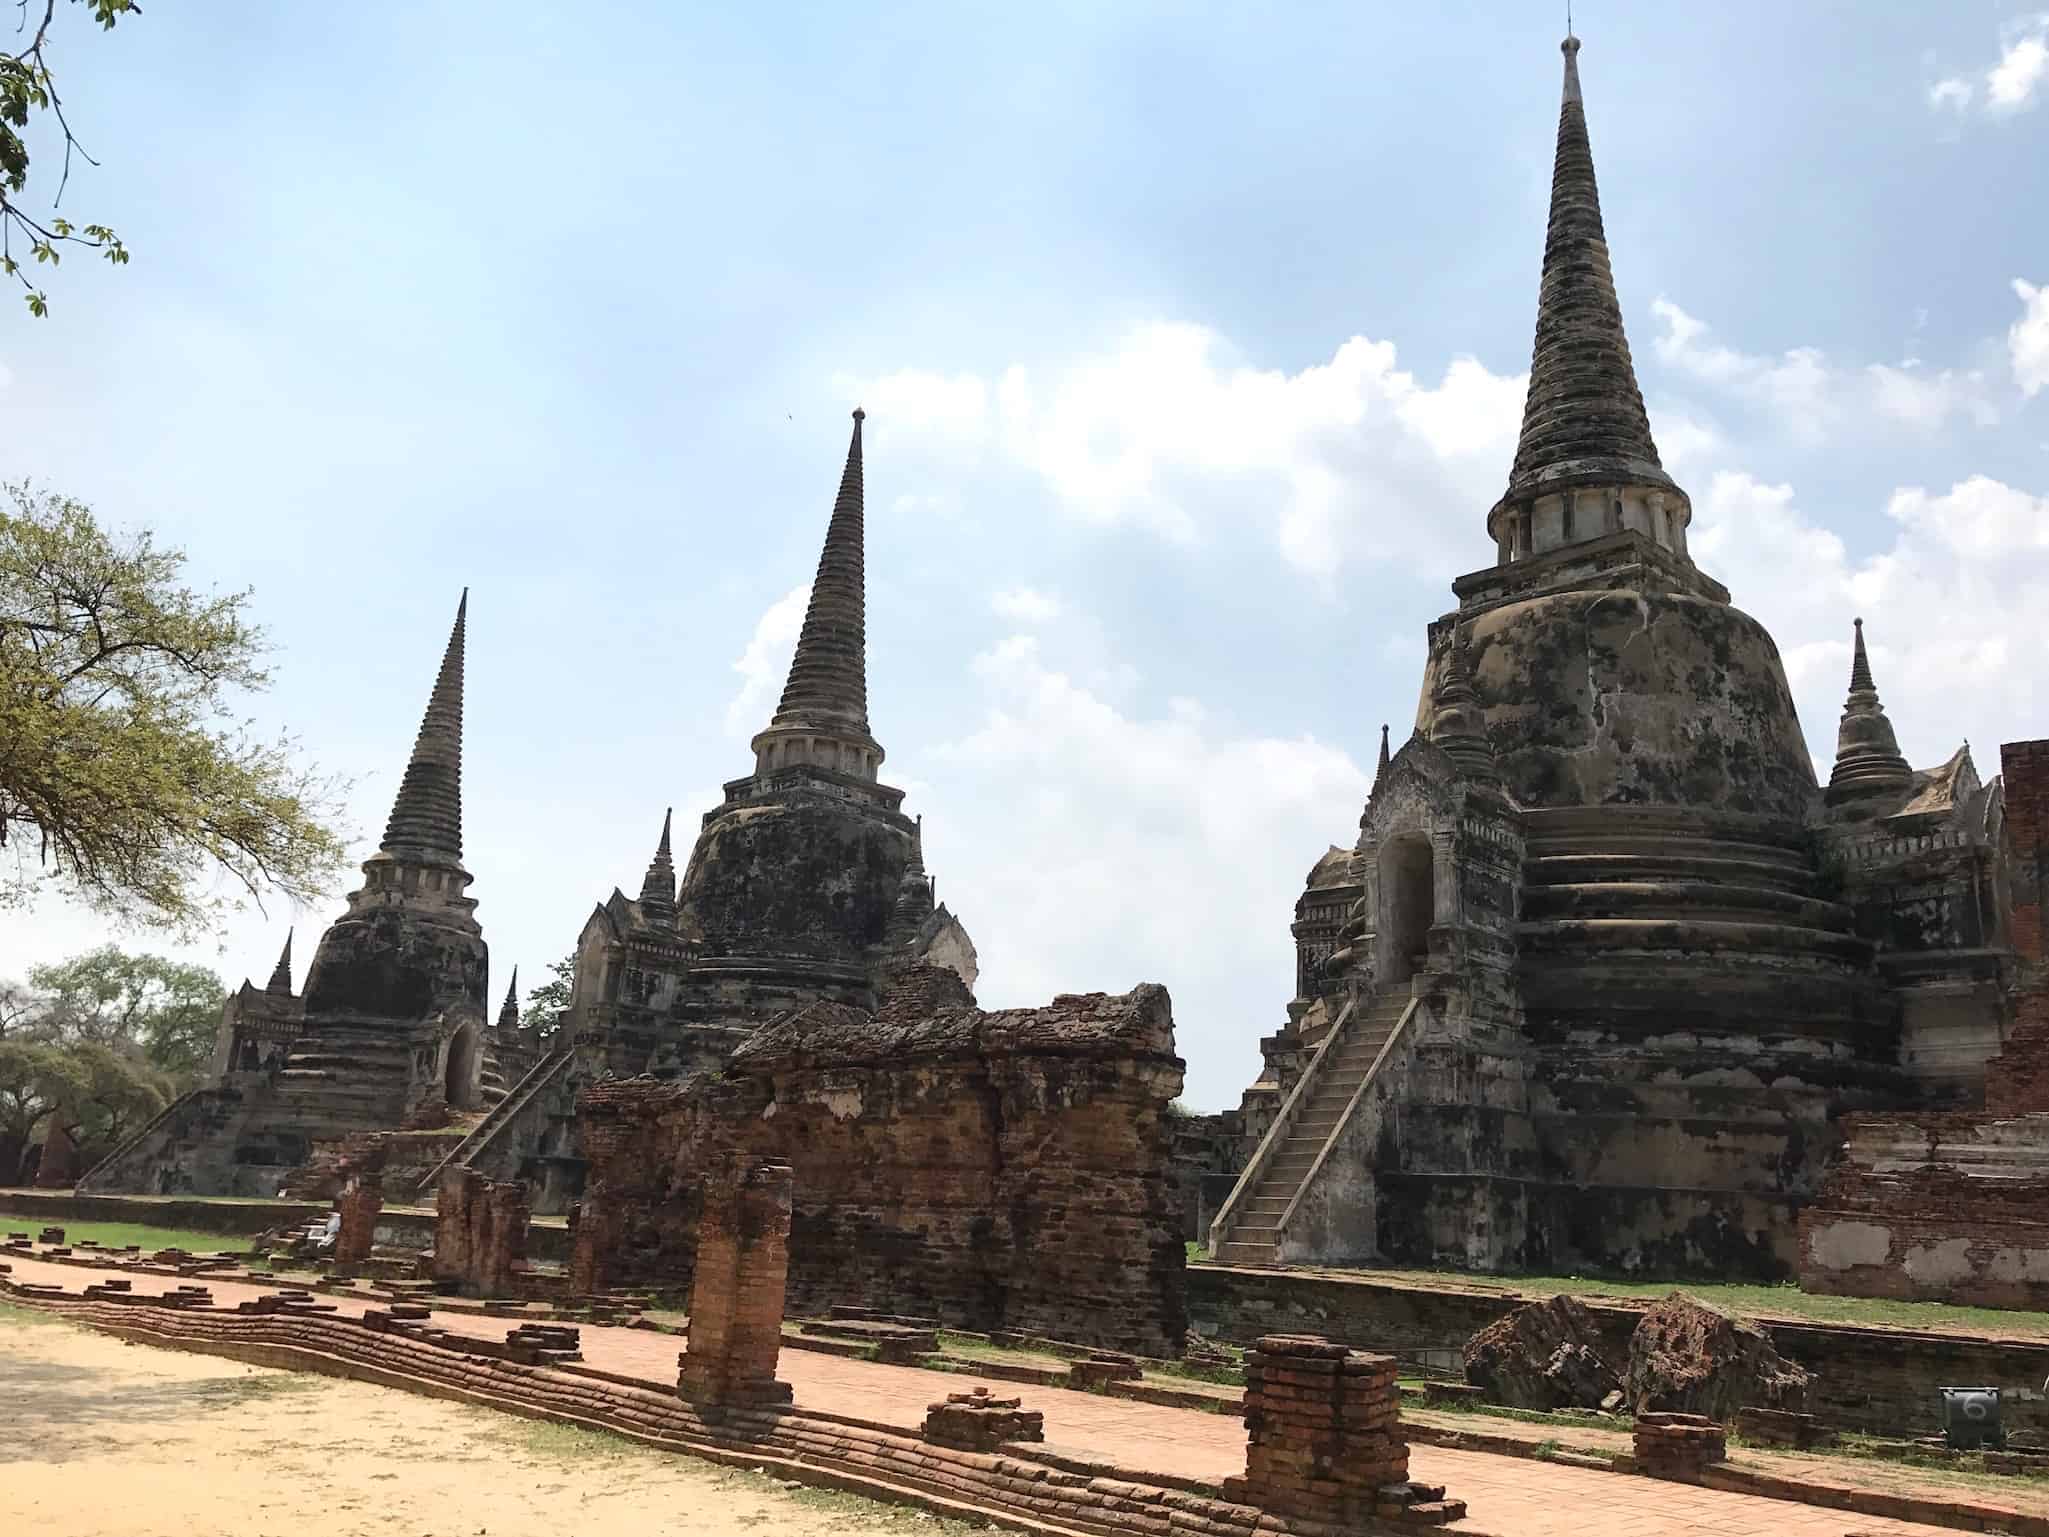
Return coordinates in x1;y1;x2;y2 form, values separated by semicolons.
76;1086;208;1192
1273;996;1426;1247
407;1047;573;1199
1207;990;1359;1256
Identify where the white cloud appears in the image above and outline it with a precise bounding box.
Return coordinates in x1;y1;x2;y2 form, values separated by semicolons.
848;323;1525;589
2011;279;2049;397
1929;14;2049;116
723;582;809;737
1650;297;1996;435
1696;471;2049;773
924;630;1370;1107
1989;16;2049;111
990;586;1063;624
1928;76;1974;113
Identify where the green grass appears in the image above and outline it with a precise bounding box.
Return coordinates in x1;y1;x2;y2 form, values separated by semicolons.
0;1298;63;1327
1262;1262;2049;1339
0;1217;253;1255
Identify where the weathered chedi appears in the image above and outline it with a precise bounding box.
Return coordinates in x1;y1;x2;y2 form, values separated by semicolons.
424;413;979;1211
81;594;530;1196
1215;34;2023;1280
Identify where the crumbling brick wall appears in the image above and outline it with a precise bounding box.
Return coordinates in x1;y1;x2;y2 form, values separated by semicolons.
334;1176;383;1267
576;979;1188;1356
432;1169;530;1296
676;1156;794;1407
1986;739;2049;1114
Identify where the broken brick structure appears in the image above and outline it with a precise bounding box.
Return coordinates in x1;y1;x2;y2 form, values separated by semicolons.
81;594;528;1197
675;1156;795;1408
432;1168;532;1297
575;978;1187;1357
1225;1334;1464;1528
334;1176;383;1268
1217;32;2030;1284
427;413;982;1213
1800;738;2049;1308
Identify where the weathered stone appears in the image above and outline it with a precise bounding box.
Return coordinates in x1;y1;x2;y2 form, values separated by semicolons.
1626;1292;1810;1420
1463;1294;1621;1410
676;1157;794;1408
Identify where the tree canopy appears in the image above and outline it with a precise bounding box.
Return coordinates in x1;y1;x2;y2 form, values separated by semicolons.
523;953;575;1044
1;482;350;932
2;0;135;315
0;941;218;1181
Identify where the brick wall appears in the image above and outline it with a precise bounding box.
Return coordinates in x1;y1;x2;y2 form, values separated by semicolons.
432;1170;530;1296
335;1178;382;1267
1988;740;2049;1114
576;982;1188;1356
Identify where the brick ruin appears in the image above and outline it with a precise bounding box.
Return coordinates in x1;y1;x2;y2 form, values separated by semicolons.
1215;33;2032;1286
432;1168;531;1297
79;593;537;1199
574;977;1189;1357
675;1156;795;1408
1799;738;2049;1307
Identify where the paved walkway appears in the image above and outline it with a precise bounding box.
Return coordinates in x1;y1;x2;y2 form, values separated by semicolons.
0;1253;1962;1536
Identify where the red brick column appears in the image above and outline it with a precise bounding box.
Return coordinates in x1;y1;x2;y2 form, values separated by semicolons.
568;1181;614;1296
1987;739;2049;1114
335;1176;383;1267
1225;1333;1464;1527
677;1157;794;1408
432;1169;530;1295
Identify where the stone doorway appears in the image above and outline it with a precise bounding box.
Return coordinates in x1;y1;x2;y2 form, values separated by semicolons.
445;1020;482;1110
1379;835;1434;985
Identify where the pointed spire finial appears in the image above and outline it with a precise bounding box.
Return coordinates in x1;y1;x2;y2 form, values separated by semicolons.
379;590;468;865
1827;616;1913;809
267;928;295;994
1492;30;1686;558
498;968;520;1029
1429;636;1497;781
752;412;886;778
638;807;678;921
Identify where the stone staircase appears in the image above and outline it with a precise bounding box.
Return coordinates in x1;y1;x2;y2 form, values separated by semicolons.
408;1048;576;1200
1211;990;1412;1266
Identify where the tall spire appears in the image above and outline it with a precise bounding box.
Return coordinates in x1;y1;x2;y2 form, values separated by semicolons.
638;807;677;921
1373;723;1391;790
750;411;886;779
497;968;520;1030
266;929;294;994
380;589;467;866
1492;33;1684;548
1826;617;1914;808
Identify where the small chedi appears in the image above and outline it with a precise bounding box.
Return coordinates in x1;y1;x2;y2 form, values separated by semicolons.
80;593;537;1197
1213;32;2033;1286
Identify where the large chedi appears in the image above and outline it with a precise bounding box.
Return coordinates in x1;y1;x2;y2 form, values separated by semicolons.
1214;34;2018;1280
411;412;977;1211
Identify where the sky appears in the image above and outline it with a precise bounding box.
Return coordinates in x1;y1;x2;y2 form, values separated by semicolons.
4;3;2047;1110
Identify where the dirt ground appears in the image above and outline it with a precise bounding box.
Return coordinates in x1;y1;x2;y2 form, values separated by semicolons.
0;1310;988;1536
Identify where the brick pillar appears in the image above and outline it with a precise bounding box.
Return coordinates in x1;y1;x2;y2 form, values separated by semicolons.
568;1181;614;1296
1987;739;2049;1114
1224;1334;1464;1528
432;1169;478;1286
478;1178;531;1295
335;1176;383;1267
677;1157;794;1409
433;1169;530;1295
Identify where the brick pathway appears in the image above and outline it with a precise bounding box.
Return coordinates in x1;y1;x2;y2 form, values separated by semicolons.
1;1254;1960;1536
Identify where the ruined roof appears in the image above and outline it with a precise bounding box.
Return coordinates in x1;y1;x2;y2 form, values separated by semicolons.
733;983;1178;1073
379;589;468;866
766;410;873;741
1893;744;1981;823
1305;846;1355;890
1497;35;1680;512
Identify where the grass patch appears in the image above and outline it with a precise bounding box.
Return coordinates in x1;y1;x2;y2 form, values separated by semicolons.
0;1217;253;1255
1257;1263;2049;1339
186;1373;320;1405
0;1298;64;1327
1185;1240;1207;1263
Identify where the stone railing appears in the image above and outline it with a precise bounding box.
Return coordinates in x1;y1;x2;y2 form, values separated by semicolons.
407;1049;574;1199
1206;991;1358;1256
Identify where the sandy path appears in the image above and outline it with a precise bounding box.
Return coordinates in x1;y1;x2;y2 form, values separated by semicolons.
0;1310;985;1536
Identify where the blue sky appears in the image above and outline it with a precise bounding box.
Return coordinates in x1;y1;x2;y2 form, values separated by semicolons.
6;3;2047;1109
